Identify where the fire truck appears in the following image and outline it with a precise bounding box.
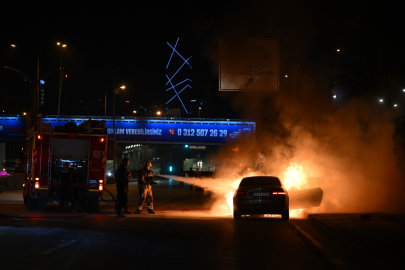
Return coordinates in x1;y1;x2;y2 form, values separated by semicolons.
23;119;107;212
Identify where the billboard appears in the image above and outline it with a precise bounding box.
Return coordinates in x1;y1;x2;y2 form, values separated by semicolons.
0;117;25;141
219;38;280;91
0;116;256;144
43;118;255;144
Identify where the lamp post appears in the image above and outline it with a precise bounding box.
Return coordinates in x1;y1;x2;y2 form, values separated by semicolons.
332;48;340;97
5;44;64;125
57;42;67;116
113;85;126;172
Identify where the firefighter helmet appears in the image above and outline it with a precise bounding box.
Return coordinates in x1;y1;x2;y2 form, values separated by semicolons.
145;161;152;168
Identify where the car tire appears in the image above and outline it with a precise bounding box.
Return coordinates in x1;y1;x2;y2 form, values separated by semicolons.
233;210;241;219
282;211;289;221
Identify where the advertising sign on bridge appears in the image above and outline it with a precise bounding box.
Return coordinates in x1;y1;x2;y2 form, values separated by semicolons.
0;116;255;145
0;117;25;141
44;117;255;145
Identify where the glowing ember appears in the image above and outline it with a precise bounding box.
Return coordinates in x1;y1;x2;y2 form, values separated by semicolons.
290;209;304;218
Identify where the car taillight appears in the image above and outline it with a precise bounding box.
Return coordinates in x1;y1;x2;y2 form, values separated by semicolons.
99;180;103;191
272;192;285;195
237;191;249;195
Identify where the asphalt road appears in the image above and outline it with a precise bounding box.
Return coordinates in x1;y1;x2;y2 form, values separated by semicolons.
1;177;403;269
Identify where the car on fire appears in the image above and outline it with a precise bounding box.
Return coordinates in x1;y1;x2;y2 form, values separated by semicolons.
233;176;289;220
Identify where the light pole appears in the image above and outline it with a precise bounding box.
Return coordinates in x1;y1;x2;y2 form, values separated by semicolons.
113;85;126;172
5;44;64;125
57;42;67;116
332;49;340;97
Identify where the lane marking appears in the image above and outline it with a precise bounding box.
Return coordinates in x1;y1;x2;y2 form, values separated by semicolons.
43;240;77;254
294;225;323;248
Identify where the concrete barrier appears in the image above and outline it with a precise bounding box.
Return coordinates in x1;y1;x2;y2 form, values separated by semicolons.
0;173;25;191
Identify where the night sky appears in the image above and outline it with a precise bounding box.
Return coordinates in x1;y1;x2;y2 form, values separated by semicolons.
1;0;405;118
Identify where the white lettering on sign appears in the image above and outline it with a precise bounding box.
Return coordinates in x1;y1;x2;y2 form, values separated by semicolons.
107;128;163;136
126;128;162;135
93;151;101;158
177;128;228;137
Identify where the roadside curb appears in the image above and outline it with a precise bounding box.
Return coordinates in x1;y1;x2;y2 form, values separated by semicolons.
308;215;364;248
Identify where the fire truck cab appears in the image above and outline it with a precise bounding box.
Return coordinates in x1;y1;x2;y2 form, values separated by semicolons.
23;119;107;212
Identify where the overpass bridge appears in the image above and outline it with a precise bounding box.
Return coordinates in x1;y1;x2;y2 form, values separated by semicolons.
1;115;256;173
0;115;255;145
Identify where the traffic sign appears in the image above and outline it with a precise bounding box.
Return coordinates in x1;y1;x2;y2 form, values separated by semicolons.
219;38;279;91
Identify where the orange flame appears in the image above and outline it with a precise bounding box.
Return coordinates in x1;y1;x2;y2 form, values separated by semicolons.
282;163;307;190
282;162;307;218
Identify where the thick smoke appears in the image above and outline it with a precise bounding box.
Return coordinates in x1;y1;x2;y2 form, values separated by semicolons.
219;71;405;214
195;0;405;214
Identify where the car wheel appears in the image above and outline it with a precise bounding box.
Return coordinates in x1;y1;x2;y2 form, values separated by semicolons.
282;211;289;221
233;210;241;219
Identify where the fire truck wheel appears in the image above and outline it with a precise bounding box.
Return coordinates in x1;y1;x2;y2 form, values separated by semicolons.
90;198;99;212
23;195;28;205
37;196;47;211
27;197;38;210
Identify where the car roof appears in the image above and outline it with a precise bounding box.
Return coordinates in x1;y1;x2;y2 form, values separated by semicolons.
239;176;283;187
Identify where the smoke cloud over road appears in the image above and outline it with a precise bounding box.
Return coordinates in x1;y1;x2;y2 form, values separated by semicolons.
192;0;405;215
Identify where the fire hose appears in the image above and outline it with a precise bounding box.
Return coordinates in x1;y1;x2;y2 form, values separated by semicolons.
0;187;120;219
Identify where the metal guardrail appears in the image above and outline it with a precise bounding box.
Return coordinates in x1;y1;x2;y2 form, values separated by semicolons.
0;173;25;190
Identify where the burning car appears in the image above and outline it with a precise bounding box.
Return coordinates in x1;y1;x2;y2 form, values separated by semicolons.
233;176;289;220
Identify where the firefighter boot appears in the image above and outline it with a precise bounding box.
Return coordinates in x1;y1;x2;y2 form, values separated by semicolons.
135;206;142;214
147;207;155;214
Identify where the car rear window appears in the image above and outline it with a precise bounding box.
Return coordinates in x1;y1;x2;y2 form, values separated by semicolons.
239;177;282;187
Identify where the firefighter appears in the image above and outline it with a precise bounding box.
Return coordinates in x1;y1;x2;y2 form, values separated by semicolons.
115;158;133;217
59;162;77;213
136;161;157;214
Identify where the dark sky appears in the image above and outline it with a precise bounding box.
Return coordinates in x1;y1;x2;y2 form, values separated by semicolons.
1;0;405;118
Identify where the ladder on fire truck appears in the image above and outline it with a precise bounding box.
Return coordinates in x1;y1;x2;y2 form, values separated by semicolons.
39;123;52;208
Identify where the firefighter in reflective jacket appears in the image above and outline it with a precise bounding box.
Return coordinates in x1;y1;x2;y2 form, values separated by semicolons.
136;161;157;214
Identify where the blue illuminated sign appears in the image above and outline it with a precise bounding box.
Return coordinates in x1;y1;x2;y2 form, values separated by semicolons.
42;118;254;144
166;37;192;113
0;117;25;140
0;116;256;145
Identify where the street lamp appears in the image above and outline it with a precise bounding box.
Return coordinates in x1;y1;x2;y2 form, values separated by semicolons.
113;85;125;172
5;44;64;125
333;48;341;96
157;111;161;116
57;42;67;116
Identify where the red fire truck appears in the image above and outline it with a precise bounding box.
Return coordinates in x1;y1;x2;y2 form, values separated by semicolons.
23;119;107;212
